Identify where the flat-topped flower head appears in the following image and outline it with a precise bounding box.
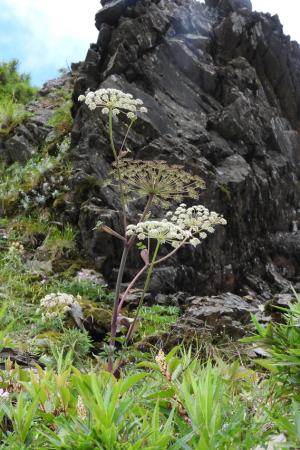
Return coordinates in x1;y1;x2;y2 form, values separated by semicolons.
78;88;147;119
127;220;191;247
127;204;226;248
166;204;227;235
111;160;205;208
40;292;80;320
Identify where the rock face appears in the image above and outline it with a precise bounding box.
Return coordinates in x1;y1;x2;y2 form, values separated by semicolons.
71;0;300;297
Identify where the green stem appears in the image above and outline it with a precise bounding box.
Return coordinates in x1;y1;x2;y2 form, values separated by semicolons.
126;240;161;344
108;109;127;233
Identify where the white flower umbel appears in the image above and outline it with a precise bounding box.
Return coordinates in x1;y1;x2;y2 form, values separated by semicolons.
167;204;227;236
127;220;191;247
78;88;148;119
127;204;226;248
40;292;80;320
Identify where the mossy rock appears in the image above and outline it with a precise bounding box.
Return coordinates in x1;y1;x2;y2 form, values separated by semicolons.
51;258;82;276
79;299;112;341
34;331;61;350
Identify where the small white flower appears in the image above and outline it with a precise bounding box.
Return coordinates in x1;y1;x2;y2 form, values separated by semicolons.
127;112;136;120
190;238;200;247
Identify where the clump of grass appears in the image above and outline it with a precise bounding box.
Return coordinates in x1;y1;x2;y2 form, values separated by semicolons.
0;98;32;135
41;225;77;254
8;216;49;241
50;328;93;366
47;99;72;133
51;279;113;305
0;60;36;135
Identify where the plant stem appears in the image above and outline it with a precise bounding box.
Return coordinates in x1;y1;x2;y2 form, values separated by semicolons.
117;263;149;315
126;240;161;344
108;109;127;233
108;244;129;372
116;194;154;314
107;194;154;372
119;118;135;155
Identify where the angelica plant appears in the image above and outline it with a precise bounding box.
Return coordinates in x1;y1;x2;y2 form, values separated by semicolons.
79;88;226;372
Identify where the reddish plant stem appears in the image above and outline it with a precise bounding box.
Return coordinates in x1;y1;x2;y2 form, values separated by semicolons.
108;194;154;372
117;263;149;315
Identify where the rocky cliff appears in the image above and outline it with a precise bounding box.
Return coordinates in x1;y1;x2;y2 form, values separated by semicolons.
68;0;300;301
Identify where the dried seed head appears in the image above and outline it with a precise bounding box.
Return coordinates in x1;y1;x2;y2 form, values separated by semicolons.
111;160;205;208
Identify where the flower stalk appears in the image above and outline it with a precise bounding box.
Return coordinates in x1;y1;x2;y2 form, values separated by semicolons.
78;87;227;373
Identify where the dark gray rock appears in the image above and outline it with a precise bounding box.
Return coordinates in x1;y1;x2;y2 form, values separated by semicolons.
206;0;252;12
70;0;300;298
177;293;259;337
96;0;127;28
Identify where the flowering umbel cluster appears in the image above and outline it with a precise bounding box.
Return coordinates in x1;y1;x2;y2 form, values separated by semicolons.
40;293;80;319
111;160;205;207
127;204;226;248
78;88;147;119
8;241;24;254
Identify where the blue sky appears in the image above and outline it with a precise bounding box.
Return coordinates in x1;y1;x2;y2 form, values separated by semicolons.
0;0;299;87
0;0;99;86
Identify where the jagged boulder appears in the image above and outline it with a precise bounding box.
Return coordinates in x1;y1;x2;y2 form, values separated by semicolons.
67;0;300;298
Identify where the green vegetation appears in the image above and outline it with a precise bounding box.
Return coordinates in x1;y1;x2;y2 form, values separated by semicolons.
242;291;300;390
138;305;180;338
0;135;72;216
0;59;36;104
0;60;37;135
1;78;299;448
47;99;72;133
0;214;300;447
0;98;32;136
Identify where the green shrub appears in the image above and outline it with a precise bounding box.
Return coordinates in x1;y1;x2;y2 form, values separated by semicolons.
0;59;36;104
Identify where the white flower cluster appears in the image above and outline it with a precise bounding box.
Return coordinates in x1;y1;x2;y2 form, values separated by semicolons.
127;204;226;248
127;220;189;247
40;292;80;319
78;88;148;119
9;241;24;254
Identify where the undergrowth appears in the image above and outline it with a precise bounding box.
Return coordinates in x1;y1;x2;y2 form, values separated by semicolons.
0;220;300;447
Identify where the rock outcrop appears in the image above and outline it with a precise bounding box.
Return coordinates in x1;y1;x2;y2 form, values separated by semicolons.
69;0;300;299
